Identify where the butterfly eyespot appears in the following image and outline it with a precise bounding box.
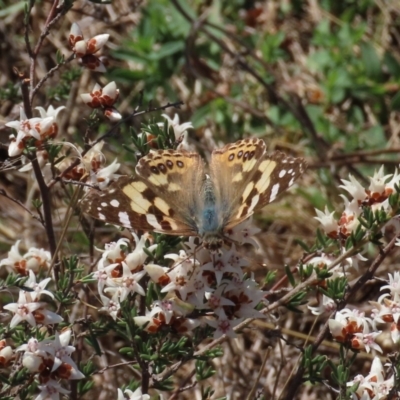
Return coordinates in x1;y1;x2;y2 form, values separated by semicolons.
177;161;184;168
150;166;159;174
158;163;167;173
237;150;243;158
243;151;249;160
248;151;255;160
228;153;235;161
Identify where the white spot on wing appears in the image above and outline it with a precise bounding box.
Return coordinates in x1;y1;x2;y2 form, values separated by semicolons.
98;213;106;220
248;194;260;213
101;202;107;207
118;211;131;228
270;183;280;202
110;199;120;208
146;214;162;230
279;170;287;178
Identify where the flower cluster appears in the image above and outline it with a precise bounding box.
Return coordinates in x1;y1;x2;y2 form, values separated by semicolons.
59;141;120;189
347;357;399;400
80;81;122;121
138;113;193;150
328;308;382;353
95;218;266;339
1;241;85;399
315;166;400;239
6;106;65;157
0;240;51;275
69;22;109;72
95;236;156;320
2;267;61;329
371;270;400;343
17;330;84;400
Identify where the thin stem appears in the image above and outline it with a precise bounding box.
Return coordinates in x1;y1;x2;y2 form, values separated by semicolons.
31;54;75;101
0;189;42;224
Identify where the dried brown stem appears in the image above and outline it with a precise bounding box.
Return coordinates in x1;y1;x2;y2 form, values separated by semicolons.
0;189;42;224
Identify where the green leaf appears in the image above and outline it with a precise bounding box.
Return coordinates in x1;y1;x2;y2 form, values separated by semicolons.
383;51;400;79
360;42;382;81
148;41;184;61
391;91;400;111
0;2;25;18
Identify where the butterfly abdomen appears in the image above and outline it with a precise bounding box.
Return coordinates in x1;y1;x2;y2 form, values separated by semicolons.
198;176;222;237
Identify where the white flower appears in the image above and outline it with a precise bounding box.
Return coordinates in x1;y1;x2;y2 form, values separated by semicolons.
368;166;392;196
340;175;366;203
381;272;400;298
0;341;13;366
117;387;150;400
99;294;120;320
314;207;338;237
23;270;54;301
8;131;26;157
41;330;84;378
104;264;146;302
4;291;42;328
6;108;40;140
90;158;121;189
225;217;261;248
206;308;242;339
308;295;336;316
352;331;382;353
35;105;65;120
201;246;244;285
0;240;51;275
159;113;193;141
35;379;70;400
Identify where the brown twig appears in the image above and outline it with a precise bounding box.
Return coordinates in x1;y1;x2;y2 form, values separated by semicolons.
18;70;59;277
31;53;75;101
0;189;43;224
29;0;67;102
61;179;99;189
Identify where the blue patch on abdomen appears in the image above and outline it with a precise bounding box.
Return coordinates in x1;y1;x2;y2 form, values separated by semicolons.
200;206;219;234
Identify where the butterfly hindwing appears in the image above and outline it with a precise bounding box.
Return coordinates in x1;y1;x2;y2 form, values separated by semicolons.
81;175;156;231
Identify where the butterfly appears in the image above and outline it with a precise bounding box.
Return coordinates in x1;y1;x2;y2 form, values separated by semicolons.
81;138;307;251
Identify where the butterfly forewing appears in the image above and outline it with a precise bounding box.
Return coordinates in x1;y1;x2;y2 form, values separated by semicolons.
82;149;206;235
209;138;306;231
